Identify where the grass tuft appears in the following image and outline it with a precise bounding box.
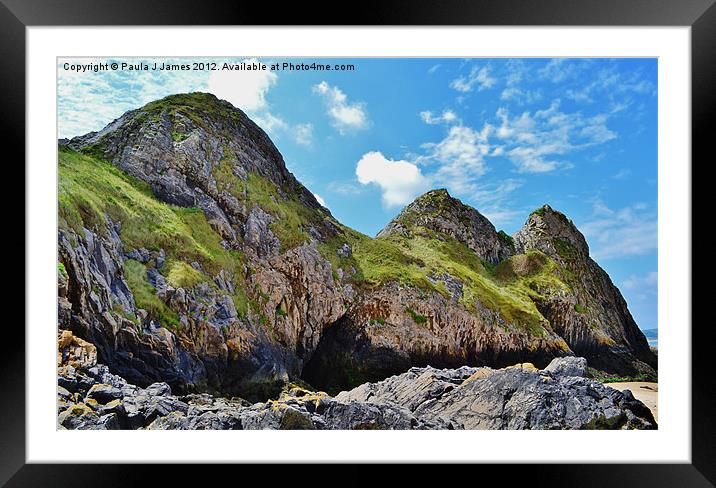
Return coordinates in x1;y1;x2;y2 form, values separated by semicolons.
123;259;179;329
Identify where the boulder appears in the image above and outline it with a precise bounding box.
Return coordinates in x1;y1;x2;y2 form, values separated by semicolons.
543;356;588;378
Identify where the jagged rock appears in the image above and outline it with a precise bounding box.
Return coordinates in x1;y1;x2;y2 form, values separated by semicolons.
87;383;124;403
244;207;280;257
337;243;352;258
57;343;656;430
58;330;97;370
513;205;656;378
378;189;513;264
303;283;572;394
337;364;656;430
57;92;655;406
544;356;588;377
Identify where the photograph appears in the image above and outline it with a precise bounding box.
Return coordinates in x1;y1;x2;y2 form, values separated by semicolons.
56;56;660;431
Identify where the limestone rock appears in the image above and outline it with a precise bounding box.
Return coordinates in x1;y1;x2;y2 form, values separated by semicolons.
57;343;656;430
543;356;588;377
378;189;513;264
57;92;655;405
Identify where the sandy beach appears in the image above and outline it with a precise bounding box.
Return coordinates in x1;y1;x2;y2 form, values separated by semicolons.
605;382;658;422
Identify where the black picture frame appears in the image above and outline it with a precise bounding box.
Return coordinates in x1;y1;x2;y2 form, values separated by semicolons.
4;0;713;485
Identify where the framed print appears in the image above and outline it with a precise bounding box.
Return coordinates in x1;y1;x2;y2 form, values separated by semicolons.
5;0;714;484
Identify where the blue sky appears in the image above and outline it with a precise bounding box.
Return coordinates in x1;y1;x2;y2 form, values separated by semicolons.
58;57;658;331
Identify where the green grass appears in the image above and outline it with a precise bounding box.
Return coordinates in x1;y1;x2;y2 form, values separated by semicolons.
231;288;251;319
212;148;327;252
59;146;244;278
315;217;575;337
58;136;575;340
405;307;427;325
317;220;570;336
123;259;179;329
171;131;189;142
554;237;579;261
58;146;256;330
58;262;68;279
165;260;205;288
530;204;570;224
574;303;588;314
140;92;245;129
602;374;650;384
497;230;515;250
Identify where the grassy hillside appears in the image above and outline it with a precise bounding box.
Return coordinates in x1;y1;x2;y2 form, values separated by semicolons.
58;146;250;325
321;225;572;336
59;145;572;338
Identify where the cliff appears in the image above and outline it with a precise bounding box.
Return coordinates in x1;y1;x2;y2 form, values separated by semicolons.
57;92;656;402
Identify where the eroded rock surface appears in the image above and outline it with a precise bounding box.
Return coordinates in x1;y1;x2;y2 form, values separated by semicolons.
513;206;656;377
57;332;656;430
378;189;513;264
57;92;655;402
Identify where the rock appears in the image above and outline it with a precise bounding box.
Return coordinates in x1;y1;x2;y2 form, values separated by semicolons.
513;205;657;378
278;408;315;430
303;283;571;394
543;356;587;377
58;330;656;430
336;243;352;258
58;403;102;430
87;383;124;403
244;206;280;257
428;272;463;302
58;337;656;430
144;382;172;397
57;92;655;407
57;330;97;370
338;363;656;430
503;362;539;372
377;189;513;264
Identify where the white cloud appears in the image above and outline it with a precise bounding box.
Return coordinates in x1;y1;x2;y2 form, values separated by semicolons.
207;58;276;111
538;59;584;84
57;57;208;138
420;109;458;125
327;181;365;196
252;112;288;132
623;271;658;291
57;57;316;149
612;168;631;180
205;65;314;147
428;64;441;74
450;65;496;93
355;151;430;207
500;87;542;105
504;59;527;86
312;81;368;134
420;125;491;194
251;113;313;147
292;123;314;147
313;193;327;207
579;201;657;260
493;100;616;173
469;179;525;227
562;66;655;105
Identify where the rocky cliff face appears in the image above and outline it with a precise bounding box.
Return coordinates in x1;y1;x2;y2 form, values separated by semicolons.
378;189;514;264
58;331;656;430
513;205;656;376
59;93;352;400
58;92;655;404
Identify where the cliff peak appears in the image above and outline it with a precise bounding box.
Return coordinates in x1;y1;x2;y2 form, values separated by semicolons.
63;92;331;252
514;204;589;261
378;188;513;264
